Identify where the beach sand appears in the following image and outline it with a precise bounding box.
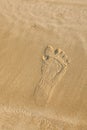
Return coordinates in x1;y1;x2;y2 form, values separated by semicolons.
0;0;87;129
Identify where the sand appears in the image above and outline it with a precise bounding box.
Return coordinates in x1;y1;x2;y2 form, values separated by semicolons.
0;0;87;129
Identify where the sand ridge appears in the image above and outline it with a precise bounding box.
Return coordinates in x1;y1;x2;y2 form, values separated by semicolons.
0;105;87;130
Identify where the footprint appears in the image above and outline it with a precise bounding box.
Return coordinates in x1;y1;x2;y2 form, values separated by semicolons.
34;45;70;106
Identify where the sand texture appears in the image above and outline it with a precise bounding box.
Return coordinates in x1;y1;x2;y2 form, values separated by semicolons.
0;0;87;129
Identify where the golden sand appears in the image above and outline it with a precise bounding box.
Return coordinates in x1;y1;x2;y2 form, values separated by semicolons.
0;0;87;129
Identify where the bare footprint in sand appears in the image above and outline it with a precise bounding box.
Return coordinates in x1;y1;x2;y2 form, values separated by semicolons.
34;45;70;106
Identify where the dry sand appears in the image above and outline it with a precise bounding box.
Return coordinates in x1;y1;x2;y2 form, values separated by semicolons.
0;0;87;129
